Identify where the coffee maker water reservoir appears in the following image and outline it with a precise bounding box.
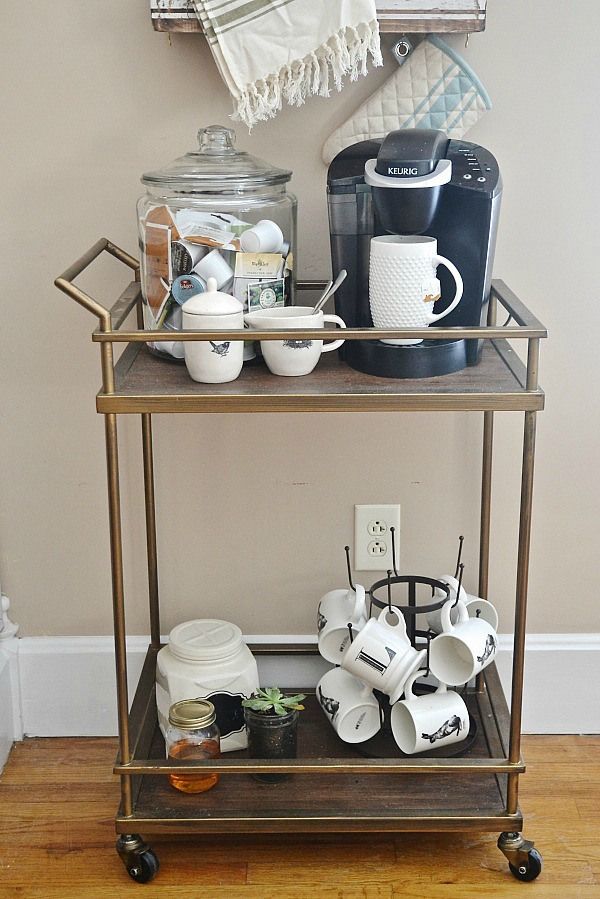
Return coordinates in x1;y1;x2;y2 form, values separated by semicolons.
327;129;502;378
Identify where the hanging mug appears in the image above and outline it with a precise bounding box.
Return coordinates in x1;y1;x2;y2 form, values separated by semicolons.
316;667;381;744
317;585;368;664
429;599;498;687
390;670;470;755
369;235;463;345
341;605;426;704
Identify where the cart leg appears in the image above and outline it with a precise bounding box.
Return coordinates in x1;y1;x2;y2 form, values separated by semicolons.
498;831;542;882
476;409;494;693
141;413;161;649
116;834;160;883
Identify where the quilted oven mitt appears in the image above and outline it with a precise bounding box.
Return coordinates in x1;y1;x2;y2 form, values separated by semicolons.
322;35;491;164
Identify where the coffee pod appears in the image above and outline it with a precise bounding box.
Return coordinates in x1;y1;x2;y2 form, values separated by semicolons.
316;667;381;744
240;220;284;254
172;273;206;306
390;670;470;755
194;249;235;290
171;240;209;277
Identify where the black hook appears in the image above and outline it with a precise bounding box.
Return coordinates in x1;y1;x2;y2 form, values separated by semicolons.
344;546;355;592
347;622;354;644
454;535;464;579
389;527;400;577
453;562;465;608
387;570;393;613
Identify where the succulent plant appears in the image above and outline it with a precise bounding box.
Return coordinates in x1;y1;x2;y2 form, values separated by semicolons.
242;687;306;716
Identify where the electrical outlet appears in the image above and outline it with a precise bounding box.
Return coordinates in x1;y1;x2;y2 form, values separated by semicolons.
354;504;401;571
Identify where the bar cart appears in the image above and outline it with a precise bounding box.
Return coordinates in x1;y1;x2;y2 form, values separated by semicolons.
55;239;546;884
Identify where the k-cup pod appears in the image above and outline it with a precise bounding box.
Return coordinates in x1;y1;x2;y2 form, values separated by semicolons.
341;605;426;704
317;667;381;744
172;273;206;305
390;670;470;755
171;240;210;277
429;599;498;687
194;249;235;290
240;219;284;254
318;585;368;664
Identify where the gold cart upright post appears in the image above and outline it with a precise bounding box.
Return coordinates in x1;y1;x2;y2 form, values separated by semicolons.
56;239;546;884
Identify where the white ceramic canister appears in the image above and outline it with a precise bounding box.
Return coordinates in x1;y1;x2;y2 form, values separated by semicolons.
156;619;259;751
182;277;244;383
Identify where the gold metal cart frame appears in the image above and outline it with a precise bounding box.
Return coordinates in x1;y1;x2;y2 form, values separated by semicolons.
56;238;547;884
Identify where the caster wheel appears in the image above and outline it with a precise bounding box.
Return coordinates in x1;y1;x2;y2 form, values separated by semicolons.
126;849;160;884
509;848;543;882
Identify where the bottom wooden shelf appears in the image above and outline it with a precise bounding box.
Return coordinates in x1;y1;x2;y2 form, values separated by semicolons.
115;649;522;835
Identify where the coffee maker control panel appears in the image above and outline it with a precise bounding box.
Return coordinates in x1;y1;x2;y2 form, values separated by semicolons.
448;141;500;196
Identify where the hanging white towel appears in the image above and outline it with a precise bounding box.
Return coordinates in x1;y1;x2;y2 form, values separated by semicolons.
322;35;492;164
191;0;382;129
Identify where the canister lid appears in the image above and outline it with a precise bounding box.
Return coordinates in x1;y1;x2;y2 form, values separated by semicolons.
141;125;292;192
182;277;243;316
168;698;216;729
168;619;244;661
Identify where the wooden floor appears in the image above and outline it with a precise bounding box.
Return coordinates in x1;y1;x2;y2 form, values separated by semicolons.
0;735;599;898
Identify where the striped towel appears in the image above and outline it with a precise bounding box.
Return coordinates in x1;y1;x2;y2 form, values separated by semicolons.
323;35;492;164
191;0;382;128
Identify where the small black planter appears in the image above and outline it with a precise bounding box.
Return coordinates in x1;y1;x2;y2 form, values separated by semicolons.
244;707;299;784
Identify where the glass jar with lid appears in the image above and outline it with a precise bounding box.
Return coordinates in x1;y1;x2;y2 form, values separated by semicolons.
166;698;221;794
137;124;297;360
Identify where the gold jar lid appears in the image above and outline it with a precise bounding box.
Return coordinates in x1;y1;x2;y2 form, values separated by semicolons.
168;698;216;729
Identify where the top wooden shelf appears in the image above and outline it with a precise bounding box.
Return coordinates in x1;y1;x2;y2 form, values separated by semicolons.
150;2;487;34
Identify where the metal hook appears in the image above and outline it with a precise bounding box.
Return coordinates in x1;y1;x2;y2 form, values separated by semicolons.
344;546;355;592
465;32;470;48
389;527;399;577
392;37;413;65
387;570;393;613
454;535;465;579
347;622;354;644
453;563;465;608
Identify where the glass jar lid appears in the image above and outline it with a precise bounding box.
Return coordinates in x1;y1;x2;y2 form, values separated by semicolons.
168;698;216;729
141;125;292;192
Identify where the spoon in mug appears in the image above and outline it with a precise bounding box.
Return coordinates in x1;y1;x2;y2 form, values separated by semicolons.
312;269;347;315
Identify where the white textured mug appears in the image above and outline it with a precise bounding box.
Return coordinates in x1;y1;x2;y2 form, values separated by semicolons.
318;585;368;664
390;670;469;755
316;667;381;744
429;599;498;687
244;307;346;376
341;606;426;704
369;235;463;345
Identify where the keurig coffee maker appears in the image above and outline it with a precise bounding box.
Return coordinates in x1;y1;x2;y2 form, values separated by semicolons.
327;129;502;378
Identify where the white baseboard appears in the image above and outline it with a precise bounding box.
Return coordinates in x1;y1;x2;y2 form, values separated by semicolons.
4;633;600;740
0;637;22;771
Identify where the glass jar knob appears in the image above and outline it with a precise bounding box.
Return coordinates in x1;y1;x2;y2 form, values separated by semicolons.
197;125;236;155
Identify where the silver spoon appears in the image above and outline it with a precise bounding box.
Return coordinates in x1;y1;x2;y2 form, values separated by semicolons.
312;269;347;315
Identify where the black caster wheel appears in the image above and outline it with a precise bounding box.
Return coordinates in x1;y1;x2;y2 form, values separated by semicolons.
116;834;160;884
509;848;543;882
126;850;160;884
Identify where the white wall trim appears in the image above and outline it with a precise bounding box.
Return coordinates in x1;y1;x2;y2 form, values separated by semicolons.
3;633;599;742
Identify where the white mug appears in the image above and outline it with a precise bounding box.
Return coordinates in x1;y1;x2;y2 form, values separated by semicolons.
429;599;498;687
369;235;463;345
341;606;426;704
390;670;469;755
427;577;499;634
316;667;381;744
318;585;368;664
194;249;234;289
240;219;284;254
244;307;346;377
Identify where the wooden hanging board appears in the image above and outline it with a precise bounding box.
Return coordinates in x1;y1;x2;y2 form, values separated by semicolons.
150;2;487;34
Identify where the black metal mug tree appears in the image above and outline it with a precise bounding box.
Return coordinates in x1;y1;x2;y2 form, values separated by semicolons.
341;536;478;758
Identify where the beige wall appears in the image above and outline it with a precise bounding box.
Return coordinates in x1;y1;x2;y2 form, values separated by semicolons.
2;1;599;637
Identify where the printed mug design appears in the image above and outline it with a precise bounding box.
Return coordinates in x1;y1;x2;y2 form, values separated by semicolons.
210;341;231;357
356;645;397;674
283;339;313;349
317;685;340;720
477;633;497;664
422;713;464;745
317;610;327;632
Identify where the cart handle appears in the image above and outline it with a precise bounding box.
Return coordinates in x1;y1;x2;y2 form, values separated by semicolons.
54;238;140;331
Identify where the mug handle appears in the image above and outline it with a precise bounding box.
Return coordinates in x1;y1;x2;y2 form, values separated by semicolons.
403;668;427;703
440;598;468;634
321;314;347;352
377;605;409;642
350;584;366;623
427;255;464;323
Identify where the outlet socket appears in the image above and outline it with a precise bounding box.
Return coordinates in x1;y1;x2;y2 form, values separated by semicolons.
354;504;401;571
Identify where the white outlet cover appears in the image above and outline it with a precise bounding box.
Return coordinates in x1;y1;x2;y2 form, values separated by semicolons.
354;504;401;571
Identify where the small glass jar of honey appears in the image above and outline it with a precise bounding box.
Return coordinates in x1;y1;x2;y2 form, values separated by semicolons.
165;699;221;793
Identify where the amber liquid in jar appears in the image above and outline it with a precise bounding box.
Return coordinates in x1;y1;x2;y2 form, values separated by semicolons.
168;739;220;793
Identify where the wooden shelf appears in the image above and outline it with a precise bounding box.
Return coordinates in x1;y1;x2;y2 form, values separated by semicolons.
117;648;521;835
150;2;487;34
97;339;543;415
